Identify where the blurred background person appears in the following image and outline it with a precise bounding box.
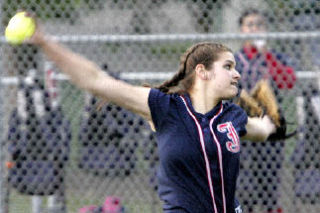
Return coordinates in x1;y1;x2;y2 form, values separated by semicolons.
234;7;297;213
291;84;320;206
78;67;142;178
6;74;71;213
78;95;141;177
235;7;297;91
289;0;320;207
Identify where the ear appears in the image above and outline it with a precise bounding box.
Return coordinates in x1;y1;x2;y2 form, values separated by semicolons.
195;64;209;80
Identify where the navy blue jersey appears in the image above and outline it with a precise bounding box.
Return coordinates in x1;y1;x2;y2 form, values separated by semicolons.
148;88;247;213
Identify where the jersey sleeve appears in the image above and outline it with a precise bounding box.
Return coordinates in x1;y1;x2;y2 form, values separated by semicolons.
148;88;171;130
231;104;248;137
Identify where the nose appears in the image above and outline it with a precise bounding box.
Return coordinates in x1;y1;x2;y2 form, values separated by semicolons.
233;69;241;80
246;23;265;33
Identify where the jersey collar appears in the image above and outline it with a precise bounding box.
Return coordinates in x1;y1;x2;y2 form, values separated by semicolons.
183;93;223;119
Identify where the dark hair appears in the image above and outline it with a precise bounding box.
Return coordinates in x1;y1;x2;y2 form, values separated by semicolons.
238;8;262;26
156;42;232;94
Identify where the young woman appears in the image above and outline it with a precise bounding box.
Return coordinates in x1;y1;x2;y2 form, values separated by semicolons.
28;23;276;213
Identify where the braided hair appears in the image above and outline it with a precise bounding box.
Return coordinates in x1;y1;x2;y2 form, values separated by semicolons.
156;42;232;94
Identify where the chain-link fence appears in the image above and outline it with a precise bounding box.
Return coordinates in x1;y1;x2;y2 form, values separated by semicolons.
0;0;320;213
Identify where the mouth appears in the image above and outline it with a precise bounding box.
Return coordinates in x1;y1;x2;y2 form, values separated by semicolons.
231;82;238;87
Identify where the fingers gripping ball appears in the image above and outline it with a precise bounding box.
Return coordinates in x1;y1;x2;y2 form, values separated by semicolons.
5;12;36;45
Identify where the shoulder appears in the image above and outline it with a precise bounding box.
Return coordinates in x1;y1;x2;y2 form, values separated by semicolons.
148;88;180;105
223;101;246;113
222;101;248;122
148;88;180;130
149;88;178;98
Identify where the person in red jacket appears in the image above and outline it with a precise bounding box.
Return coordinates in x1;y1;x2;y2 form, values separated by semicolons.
235;8;296;91
234;8;297;213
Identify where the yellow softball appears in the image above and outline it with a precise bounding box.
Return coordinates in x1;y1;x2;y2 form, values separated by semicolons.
5;11;36;45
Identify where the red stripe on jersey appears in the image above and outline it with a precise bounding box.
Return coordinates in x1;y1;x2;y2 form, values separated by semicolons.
180;96;224;213
209;108;227;213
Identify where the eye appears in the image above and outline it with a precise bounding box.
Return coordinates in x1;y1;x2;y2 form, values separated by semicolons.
224;64;232;70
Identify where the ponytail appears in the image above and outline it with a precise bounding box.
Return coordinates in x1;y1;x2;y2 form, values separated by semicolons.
156;42;231;94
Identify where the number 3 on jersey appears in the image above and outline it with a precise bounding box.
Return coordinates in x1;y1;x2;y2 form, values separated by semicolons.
217;122;240;153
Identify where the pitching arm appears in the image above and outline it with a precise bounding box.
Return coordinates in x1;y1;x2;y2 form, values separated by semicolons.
31;28;152;121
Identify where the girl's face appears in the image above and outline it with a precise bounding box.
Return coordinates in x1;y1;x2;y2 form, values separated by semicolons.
208;51;241;99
